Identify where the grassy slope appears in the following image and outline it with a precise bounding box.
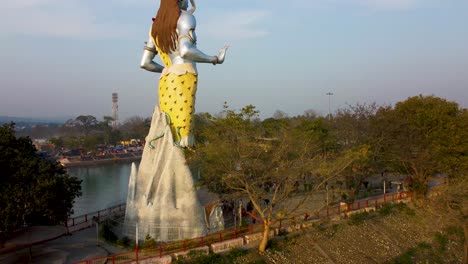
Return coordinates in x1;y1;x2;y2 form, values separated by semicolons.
178;203;465;263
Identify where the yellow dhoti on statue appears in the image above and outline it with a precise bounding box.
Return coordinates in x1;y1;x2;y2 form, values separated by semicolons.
158;64;197;146
151;35;199;147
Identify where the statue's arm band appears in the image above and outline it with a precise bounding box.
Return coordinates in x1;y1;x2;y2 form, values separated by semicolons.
144;46;157;53
178;34;196;44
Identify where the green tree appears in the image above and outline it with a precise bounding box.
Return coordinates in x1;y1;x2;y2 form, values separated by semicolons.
373;95;468;194
192;112;214;145
120;116;151;140
191;105;356;252
292;117;339;155
0;123;82;234
331;103;381;199
49;137;65;150
98;116;121;146
332;102;379;148
261;117;289;138
74;115;98;136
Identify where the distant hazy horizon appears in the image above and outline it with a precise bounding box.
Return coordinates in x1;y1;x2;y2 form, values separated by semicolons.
1;93;467;124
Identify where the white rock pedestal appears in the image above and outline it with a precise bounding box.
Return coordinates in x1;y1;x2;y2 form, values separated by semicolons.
124;107;207;241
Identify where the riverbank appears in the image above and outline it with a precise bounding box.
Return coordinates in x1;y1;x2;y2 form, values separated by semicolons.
59;152;141;167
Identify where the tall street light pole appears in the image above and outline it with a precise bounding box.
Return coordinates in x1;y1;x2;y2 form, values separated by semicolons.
326;92;334;120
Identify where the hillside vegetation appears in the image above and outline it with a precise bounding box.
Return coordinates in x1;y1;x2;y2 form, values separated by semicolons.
178;203;465;263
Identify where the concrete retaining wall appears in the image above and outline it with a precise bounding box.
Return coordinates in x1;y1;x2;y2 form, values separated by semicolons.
244;230;275;244
173;246;209;260
131;255;172;264
210;238;244;253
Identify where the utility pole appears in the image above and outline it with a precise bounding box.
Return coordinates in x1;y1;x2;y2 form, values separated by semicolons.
326;92;334;120
238;199;243;228
92;216;99;246
326;185;329;206
136;222;139;263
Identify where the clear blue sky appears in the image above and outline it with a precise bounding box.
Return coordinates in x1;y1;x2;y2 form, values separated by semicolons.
1;0;467;120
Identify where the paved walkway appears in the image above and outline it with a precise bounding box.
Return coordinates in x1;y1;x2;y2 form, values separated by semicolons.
2;226;67;253
0;187;221;264
0;226;124;264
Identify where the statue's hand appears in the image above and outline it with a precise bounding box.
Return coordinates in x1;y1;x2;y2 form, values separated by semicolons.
217;45;229;64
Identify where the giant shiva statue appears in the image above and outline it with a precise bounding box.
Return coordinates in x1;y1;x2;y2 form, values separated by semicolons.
140;0;228;147
124;0;228;241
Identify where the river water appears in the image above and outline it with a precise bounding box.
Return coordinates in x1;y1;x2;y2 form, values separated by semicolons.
67;161;138;217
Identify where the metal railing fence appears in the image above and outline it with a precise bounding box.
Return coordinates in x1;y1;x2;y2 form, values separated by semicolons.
74;192;411;264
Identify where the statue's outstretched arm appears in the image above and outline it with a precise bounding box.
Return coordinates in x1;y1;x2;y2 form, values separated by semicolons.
140;35;164;72
178;12;228;65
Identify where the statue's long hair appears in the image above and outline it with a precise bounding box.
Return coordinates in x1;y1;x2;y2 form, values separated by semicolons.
151;0;180;54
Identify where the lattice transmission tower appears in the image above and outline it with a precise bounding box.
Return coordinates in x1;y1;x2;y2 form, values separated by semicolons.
112;93;119;128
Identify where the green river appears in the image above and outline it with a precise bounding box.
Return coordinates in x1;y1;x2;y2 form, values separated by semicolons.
67;161;138;217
